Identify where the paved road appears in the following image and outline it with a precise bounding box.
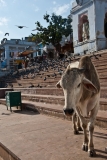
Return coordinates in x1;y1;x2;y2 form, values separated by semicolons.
0;104;107;160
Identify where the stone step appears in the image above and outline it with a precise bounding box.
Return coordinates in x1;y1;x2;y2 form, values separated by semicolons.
100;98;107;110
0;88;13;98
11;75;107;83
21;93;107;111
0;99;106;128
21;93;64;105
13;79;59;85
14;88;63;96
14;77;60;83
12;82;56;88
14;87;107;98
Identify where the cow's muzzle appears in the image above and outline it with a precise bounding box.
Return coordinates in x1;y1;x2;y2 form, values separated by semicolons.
63;108;74;116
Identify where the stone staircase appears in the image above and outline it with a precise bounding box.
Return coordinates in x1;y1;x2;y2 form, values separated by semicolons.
0;50;107;128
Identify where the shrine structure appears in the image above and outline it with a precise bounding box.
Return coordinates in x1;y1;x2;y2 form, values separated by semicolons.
72;0;107;54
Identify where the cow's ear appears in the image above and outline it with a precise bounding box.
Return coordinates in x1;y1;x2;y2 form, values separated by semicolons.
56;80;61;88
66;65;71;75
82;77;98;93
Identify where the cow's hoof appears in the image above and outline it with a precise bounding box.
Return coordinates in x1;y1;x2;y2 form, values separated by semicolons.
82;145;85;151
85;146;88;152
74;130;79;135
88;150;96;157
77;127;83;131
82;145;88;152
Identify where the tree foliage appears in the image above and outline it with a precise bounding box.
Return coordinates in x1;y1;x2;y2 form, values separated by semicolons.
28;33;42;43
30;13;72;48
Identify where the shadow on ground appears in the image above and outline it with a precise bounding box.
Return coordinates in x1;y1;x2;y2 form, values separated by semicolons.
1;107;40;116
94;131;107;140
95;149;107;159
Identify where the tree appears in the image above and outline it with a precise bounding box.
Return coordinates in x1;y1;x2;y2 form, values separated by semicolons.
31;13;72;54
28;33;42;43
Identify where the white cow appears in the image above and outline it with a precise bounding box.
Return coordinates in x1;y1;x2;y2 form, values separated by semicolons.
56;56;100;157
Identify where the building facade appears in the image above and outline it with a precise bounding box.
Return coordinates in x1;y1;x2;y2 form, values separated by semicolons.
0;38;37;69
72;0;107;55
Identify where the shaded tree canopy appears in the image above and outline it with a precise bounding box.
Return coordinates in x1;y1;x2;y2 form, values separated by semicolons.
29;13;72;52
28;33;42;43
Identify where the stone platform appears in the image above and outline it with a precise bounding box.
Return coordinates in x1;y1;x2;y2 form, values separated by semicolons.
0;98;107;128
0;104;107;160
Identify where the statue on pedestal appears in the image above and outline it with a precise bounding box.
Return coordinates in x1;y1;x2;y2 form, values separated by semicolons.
82;16;90;41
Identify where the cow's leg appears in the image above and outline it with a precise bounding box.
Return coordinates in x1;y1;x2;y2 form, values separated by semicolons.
82;122;88;152
76;107;88;151
88;103;99;157
72;113;79;134
77;116;83;131
88;122;95;157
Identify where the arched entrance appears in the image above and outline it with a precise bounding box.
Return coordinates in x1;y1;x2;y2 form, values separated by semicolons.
104;12;107;38
78;14;89;42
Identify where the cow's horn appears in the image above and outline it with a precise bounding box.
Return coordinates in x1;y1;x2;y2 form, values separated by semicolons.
67;65;70;70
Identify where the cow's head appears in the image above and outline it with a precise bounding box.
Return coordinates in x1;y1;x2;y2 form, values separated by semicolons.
56;66;98;116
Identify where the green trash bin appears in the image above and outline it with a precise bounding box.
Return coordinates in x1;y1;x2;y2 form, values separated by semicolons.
5;91;22;111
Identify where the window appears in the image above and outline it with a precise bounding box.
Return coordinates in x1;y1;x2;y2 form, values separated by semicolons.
10;52;14;57
38;49;41;55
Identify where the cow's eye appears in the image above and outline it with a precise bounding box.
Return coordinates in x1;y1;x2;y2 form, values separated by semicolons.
77;83;81;88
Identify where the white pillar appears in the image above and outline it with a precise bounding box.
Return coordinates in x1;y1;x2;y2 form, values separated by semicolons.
14;46;18;58
5;45;10;69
